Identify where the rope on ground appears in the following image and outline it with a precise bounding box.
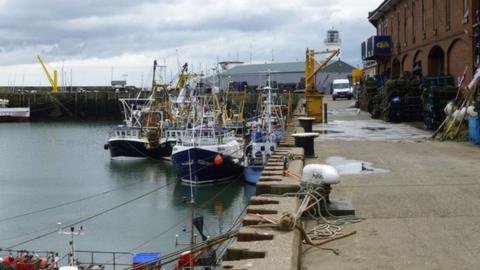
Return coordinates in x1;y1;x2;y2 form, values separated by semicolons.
248;182;363;254
284;170;302;180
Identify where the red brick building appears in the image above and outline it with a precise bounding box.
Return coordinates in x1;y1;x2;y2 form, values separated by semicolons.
364;0;480;82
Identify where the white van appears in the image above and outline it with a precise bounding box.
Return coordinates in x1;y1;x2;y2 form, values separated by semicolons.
331;79;353;100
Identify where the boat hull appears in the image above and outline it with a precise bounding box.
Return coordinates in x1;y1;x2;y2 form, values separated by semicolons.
108;138;173;160
243;166;264;185
0;108;30;122
172;147;243;185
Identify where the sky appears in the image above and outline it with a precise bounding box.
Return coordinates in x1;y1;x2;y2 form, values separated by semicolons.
0;0;380;87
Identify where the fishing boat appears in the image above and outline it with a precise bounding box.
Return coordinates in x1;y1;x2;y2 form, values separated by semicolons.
105;94;182;160
171;98;243;185
105;61;175;160
0;99;30;122
243;76;285;185
243;127;277;184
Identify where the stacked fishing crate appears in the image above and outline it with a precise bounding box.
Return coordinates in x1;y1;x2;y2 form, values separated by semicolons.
402;80;423;122
422;76;457;130
369;78;422;122
358;79;378;112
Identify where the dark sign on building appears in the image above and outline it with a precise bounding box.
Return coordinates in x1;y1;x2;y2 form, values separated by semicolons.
362;36;392;60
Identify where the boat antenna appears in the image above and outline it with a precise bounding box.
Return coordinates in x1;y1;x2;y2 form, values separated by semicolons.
266;70;273;134
58;223;85;266
152;60;157;89
164;59;167;86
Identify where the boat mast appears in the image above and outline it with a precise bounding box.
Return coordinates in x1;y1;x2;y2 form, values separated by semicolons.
266;71;272;134
187;82;196;269
147;60;158;128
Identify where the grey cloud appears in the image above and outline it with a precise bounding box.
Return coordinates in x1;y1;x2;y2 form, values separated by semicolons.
0;0;300;65
0;0;377;71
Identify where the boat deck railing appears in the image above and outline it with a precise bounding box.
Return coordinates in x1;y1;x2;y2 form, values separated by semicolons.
73;250;134;270
177;129;237;146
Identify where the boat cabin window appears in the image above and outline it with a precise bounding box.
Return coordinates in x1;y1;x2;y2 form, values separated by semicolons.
126;131;131;136
121;131;126;136
261;146;265;151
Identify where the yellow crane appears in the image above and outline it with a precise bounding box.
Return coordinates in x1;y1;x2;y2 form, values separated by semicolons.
36;54;58;93
305;48;340;123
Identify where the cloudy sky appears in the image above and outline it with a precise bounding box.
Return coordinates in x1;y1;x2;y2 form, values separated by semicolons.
0;0;380;87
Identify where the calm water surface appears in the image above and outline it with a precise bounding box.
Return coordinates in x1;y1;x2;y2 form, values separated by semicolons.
0;122;252;264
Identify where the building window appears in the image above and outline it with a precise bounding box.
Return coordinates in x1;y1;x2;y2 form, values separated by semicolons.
463;0;469;23
433;0;437;35
445;0;451;30
422;0;426;37
397;11;401;42
412;1;416;43
391;16;394;35
404;6;408;45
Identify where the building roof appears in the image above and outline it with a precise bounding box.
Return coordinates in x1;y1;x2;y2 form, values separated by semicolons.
368;0;401;25
322;59;356;73
220;59;355;76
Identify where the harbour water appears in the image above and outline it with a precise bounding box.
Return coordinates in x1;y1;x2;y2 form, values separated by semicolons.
0;122;251;264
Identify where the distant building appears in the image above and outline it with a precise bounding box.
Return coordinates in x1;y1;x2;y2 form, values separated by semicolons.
217;59;356;93
316;59;357;93
362;0;480;82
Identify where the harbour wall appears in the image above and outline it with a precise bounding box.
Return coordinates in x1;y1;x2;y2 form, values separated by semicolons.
0;91;140;121
0;91;305;121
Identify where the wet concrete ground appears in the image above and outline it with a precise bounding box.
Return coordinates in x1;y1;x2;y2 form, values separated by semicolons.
302;97;480;270
325;156;390;175
317;102;431;142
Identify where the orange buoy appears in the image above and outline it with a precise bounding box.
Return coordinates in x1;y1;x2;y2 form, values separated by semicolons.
214;154;223;166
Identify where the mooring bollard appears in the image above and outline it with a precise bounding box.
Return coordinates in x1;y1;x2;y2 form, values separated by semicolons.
324;103;328;123
297;117;315;132
292;132;319;158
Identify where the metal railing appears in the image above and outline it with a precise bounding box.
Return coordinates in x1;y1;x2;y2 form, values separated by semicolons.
73;250;134;270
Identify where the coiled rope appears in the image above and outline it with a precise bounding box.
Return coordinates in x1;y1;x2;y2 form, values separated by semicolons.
249;182;363;254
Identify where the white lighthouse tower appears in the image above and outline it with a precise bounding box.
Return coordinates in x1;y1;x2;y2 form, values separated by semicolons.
324;28;342;53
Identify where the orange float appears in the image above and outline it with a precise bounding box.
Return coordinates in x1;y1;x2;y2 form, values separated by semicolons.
214;154;223;166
